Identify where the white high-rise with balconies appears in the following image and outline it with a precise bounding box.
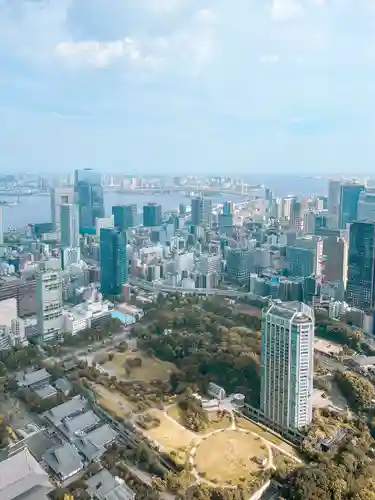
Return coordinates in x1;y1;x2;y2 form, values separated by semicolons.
260;301;314;430
36;259;63;343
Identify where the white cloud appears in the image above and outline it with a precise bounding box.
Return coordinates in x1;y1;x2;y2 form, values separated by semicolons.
259;54;279;64
271;0;304;20
55;38;148;68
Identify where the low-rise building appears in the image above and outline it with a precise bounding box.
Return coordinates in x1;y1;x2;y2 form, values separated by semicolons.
86;469;136;500
42;396;88;429
0;447;53;499
59;410;101;441
62;300;112;335
73;424;118;462
43;442;84;481
15;368;51;390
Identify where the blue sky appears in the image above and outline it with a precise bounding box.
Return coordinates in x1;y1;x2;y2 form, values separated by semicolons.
0;0;375;175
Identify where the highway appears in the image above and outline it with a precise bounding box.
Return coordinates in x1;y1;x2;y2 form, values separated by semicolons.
129;276;251;297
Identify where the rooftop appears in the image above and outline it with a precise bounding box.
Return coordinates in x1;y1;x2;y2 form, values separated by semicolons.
60;410;100;440
42;443;84;480
0;447;53;500
33;385;57;400
352;355;375;367
86;469;136;500
54;378;72;394
15;369;51;388
42;396;87;427
74;424;117;461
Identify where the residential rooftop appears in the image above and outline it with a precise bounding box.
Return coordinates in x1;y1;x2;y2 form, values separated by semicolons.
33;385;58;400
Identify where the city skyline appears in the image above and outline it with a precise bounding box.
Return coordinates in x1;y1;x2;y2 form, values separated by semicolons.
1;1;375;174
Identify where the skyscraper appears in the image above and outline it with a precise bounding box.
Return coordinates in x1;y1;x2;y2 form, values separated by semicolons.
357;188;375;222
0;206;3;245
143;203;162;227
74;169;104;233
338;182;365;229
191;196;212;228
346;221;375;311
260;301;314;430
60;204;80;249
100;228;127;296
112;204;137;230
51;187;74;229
328;180;341;228
36;259;63;343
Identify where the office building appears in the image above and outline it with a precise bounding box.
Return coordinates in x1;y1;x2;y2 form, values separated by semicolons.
338;182;365;229
100;228;127;296
191;196;212;228
346;221;375;311
36;259;63;343
112;204;137;230
286;236;323;278
260;301;314;430
328;180;341;228
51;186;75;229
357;188;375;222
96;215;114;237
226;248;252;283
60;203;80;249
143;203;162;227
74;169;104;233
323;236;348;286
290;199;302;231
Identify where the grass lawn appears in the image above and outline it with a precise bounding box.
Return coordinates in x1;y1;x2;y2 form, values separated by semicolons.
236;417;299;457
141;409;196;457
103;351;176;383
167;404;232;433
91;383;135;416
195;429;269;483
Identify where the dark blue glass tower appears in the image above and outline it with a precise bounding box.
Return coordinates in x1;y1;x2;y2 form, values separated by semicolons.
112;204;137;230
100;228;127;296
74;169;104;233
338;183;365;229
143;203;162;227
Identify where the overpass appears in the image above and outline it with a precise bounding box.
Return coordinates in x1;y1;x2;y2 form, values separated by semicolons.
129;276;250;298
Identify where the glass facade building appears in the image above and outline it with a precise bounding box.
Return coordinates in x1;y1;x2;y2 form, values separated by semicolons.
346;221;375;311
260;301;314;430
143;203;162;227
100;228;127;296
112;204;137;230
338;183;365;229
191;196;212;228
74;169;104;233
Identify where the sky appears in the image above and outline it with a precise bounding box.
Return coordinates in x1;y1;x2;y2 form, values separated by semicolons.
0;0;375;176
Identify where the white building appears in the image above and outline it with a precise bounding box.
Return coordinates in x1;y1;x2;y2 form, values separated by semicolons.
36;259;63;343
51;186;75;229
197;254;221;275
96;215;114;237
62;300;112;335
260;301;314;430
11;318;27;346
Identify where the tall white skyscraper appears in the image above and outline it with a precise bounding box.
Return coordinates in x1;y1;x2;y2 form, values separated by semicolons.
36;259;63;343
60;204;80;249
51;187;74;229
260;301;314;430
